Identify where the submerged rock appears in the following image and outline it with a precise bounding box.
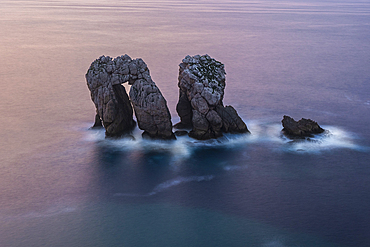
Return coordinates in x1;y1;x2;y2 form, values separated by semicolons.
86;55;174;139
175;54;249;139
282;115;325;138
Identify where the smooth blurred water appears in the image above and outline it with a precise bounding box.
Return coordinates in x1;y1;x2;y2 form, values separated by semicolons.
0;0;370;246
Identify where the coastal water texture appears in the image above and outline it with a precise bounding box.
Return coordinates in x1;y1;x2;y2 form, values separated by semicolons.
1;0;370;246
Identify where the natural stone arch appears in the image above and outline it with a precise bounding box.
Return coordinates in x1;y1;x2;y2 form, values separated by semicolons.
86;55;175;139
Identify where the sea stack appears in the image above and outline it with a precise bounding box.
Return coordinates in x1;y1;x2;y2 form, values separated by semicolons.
281;115;325;138
86;55;175;139
175;54;249;139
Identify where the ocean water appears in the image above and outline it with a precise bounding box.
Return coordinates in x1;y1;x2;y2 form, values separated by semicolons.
1;0;370;246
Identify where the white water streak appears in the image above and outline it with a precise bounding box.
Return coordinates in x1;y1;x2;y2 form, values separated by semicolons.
114;175;214;197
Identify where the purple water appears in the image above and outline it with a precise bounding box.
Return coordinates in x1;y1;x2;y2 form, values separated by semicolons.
0;1;369;246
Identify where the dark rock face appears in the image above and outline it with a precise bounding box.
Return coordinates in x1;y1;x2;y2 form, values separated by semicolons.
92;113;103;128
282;115;325;138
174;130;188;136
175;90;193;129
129;78;175;140
175;55;249;140
86;55;174;139
105;84;136;137
85;55;136;137
215;105;248;133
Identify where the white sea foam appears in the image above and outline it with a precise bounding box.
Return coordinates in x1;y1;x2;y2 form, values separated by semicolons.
114;175;214;197
282;126;364;153
83;120;365;155
221;122;366;153
84;127;191;158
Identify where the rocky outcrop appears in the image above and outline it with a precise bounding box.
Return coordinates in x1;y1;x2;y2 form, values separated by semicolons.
129;78;175;140
215;105;249;133
175;55;249;139
86;55;174;139
282;115;325;138
86;55;136;137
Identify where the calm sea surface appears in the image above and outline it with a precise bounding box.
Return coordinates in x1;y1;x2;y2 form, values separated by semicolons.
1;0;370;246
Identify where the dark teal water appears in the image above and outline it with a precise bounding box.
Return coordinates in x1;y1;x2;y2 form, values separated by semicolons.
0;1;370;246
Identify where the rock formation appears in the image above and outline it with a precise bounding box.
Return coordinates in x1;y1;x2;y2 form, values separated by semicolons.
92;113;103;128
86;55;174;139
128;60;175;140
175;55;249;139
282;115;325;138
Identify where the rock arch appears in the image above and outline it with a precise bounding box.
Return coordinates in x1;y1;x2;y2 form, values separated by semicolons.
86;55;175;139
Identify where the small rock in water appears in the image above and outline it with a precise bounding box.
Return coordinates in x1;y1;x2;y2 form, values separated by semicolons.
282;115;325;138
